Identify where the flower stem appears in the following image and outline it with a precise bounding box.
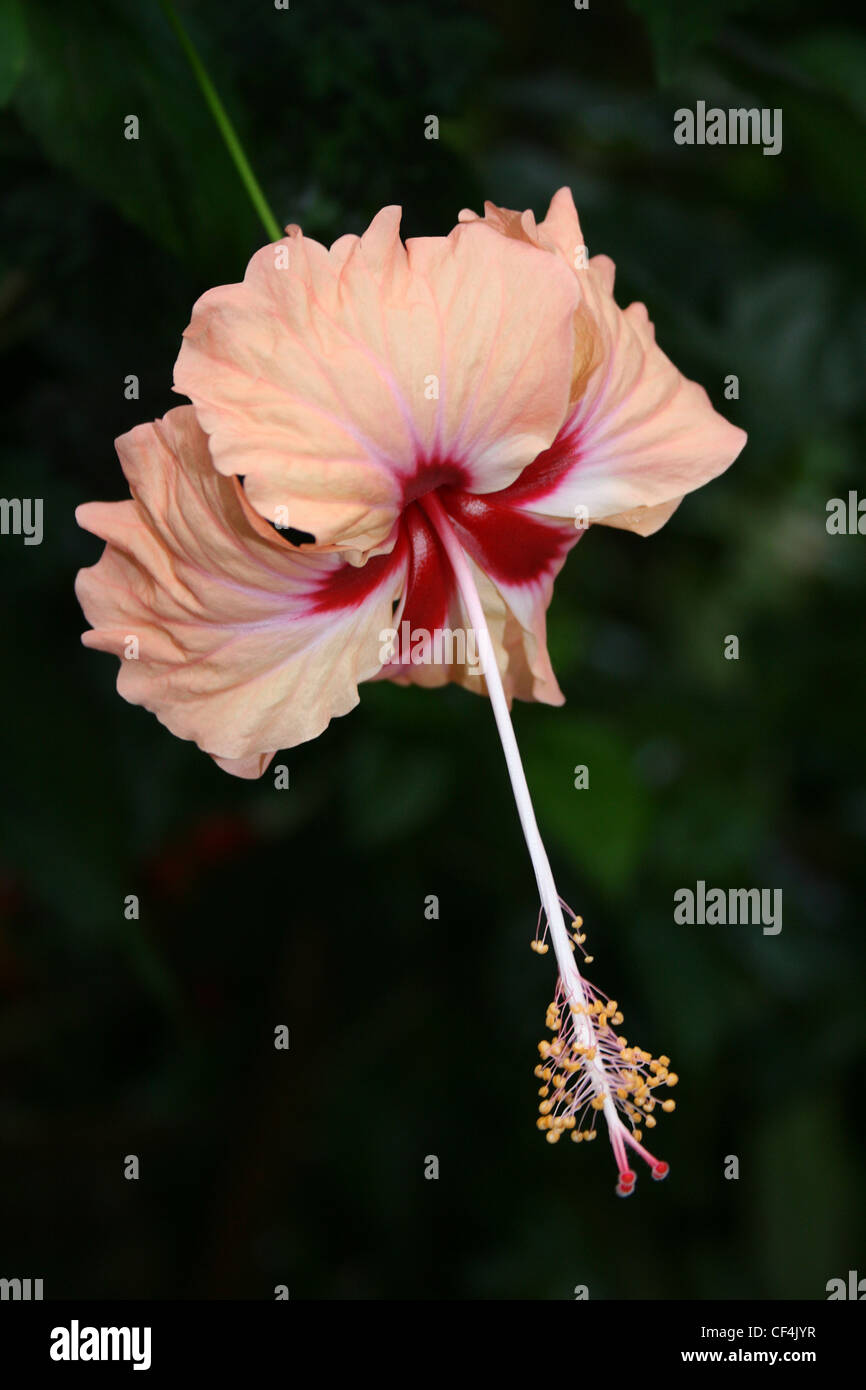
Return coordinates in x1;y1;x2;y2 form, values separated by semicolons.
159;0;283;243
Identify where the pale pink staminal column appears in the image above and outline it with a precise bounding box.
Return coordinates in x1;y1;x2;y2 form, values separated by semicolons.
421;492;675;1196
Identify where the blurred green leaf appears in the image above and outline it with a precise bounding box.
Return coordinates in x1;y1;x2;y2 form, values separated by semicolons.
628;0;759;85
341;732;453;849
12;0;260;272
522;715;650;897
786;28;866;121
753;1098;857;1297
0;0;28;106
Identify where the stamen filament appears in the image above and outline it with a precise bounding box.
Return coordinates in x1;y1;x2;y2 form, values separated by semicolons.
420;499;610;1083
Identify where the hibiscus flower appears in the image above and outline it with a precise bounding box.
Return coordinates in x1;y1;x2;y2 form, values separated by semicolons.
76;189;745;1193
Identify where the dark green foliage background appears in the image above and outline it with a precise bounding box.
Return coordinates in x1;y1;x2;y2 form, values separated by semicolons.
1;0;864;1299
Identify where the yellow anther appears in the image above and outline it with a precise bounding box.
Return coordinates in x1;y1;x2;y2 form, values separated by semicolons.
534;963;676;1154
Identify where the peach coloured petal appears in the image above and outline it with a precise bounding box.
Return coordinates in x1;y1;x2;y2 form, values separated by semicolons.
600;497;683;537
211;750;277;779
75;407;406;776
459;189;747;534
173;208;580;554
